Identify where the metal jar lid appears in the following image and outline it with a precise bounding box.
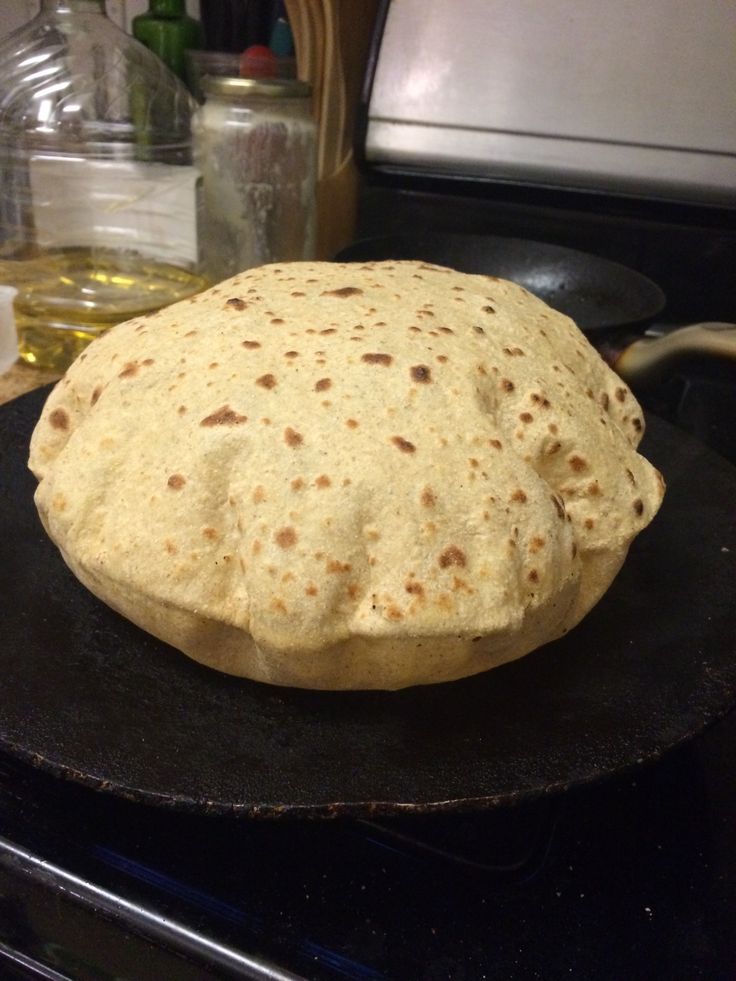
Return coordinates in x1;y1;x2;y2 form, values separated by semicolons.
202;76;312;100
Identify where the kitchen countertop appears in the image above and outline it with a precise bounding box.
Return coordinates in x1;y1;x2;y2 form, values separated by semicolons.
0;360;60;406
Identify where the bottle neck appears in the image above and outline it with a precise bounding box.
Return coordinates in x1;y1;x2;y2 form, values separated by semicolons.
147;0;187;15
39;0;107;14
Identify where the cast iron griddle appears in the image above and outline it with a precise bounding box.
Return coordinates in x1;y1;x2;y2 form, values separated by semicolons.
1;387;735;819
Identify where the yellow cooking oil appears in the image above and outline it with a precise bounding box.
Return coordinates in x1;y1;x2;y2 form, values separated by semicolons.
7;248;209;372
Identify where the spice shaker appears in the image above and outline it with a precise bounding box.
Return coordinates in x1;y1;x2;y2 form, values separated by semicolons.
193;76;316;283
0;0;208;371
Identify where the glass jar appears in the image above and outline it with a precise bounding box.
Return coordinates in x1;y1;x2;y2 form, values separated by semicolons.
0;0;208;371
193;76;316;284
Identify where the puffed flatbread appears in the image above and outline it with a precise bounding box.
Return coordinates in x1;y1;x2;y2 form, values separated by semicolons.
29;260;665;689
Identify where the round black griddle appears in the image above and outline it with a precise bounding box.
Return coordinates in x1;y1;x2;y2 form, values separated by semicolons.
1;387;735;819
336;233;667;333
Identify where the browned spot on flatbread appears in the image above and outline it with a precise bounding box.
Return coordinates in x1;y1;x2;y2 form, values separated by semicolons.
49;408;70;430
322;286;363;298
392;436;416;454
256;373;277;389
500;378;515;392
362;352;393;366
252;485;266;504
275;527;298;549
118;362;139;379
202;527;219;540
315;378;331;391
90;387;102;405
438;545;466;569
200;406;248;426
167;474;186;490
568;454;588;473
327;559;351;573
633;498;644;516
346;418;359;429
421;486;436;507
226;298;247;310
519;412;534;424
284;426;303;447
510;489;528;503
315;474;331;489
405;580;424;596
242;340;261;349
410;364;432;383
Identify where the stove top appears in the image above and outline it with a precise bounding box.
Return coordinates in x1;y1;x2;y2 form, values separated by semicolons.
1;708;735;981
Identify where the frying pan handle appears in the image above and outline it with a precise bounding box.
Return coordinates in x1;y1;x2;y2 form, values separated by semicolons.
613;322;736;388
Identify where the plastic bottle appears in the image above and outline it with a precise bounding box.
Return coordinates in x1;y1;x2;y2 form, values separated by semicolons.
0;286;18;372
132;0;204;86
0;0;208;371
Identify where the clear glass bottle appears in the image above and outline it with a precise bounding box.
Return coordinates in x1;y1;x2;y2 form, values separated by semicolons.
193;76;316;284
0;0;208;371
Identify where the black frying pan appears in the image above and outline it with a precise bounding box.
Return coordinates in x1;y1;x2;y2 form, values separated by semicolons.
336;233;736;388
336;232;666;332
1;387;736;819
